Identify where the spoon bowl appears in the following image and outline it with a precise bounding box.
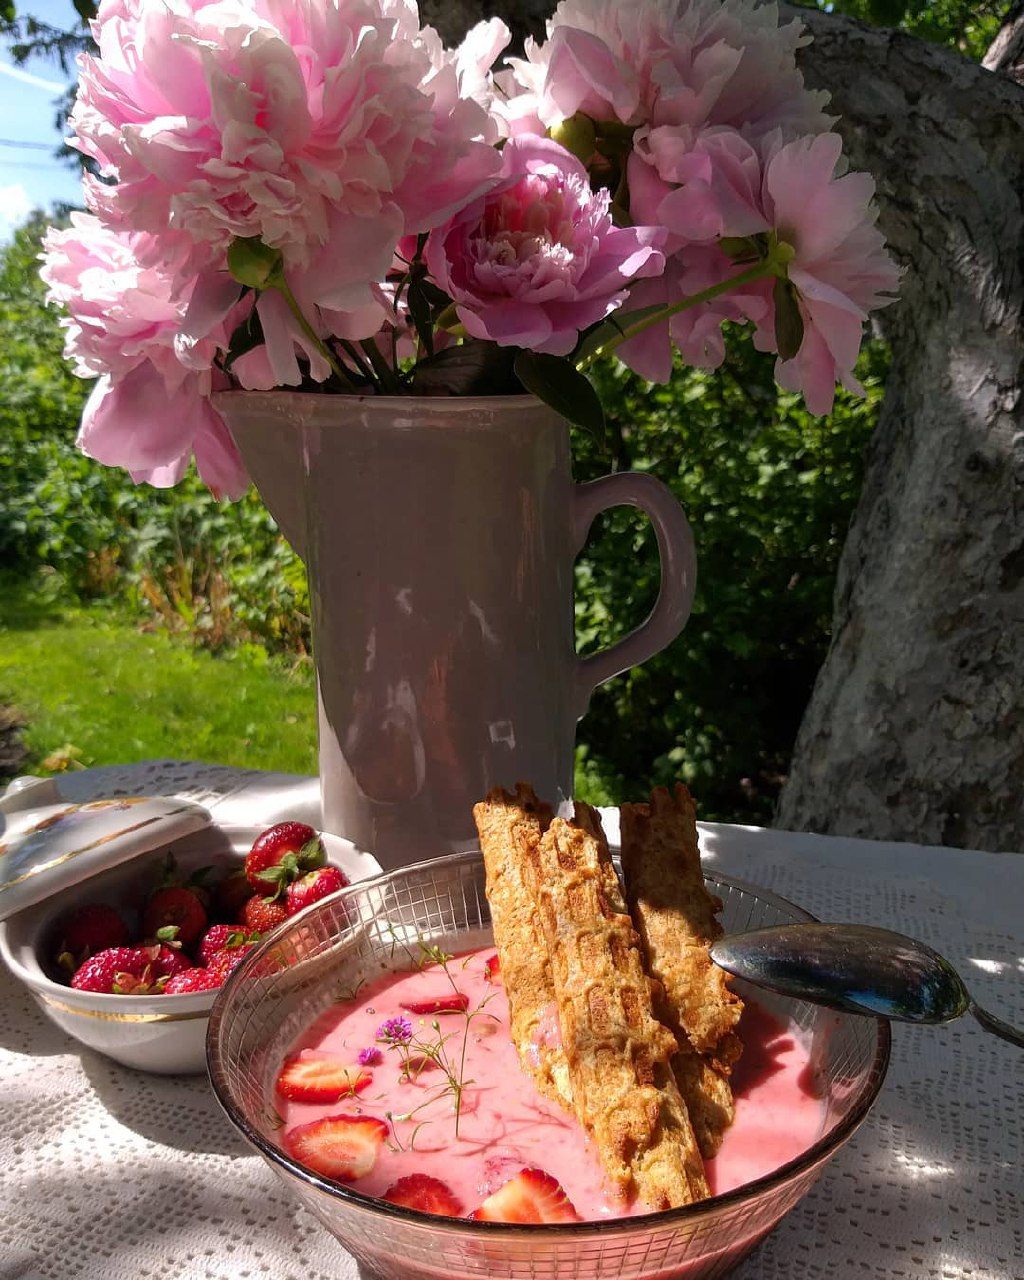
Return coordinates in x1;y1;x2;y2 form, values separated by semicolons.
711;923;1023;1048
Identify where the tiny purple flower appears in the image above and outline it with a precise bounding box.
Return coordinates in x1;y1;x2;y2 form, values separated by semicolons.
358;1046;383;1066
376;1015;413;1045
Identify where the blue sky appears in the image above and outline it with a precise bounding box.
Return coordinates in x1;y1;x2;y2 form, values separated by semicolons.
0;0;83;238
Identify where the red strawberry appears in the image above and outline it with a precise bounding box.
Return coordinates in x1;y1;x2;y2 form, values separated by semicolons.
400;993;469;1016
469;1169;580;1224
245;822;324;896
54;904;128;966
283;1114;388;1182
484;954;501;984
208;941;258;978
276;1054;372;1103
198;924;259;967
70;947;155;995
142;885;208;948
151;944;191;981
285;866;349;917
164;966;223;995
383;1175;463;1218
214;869;253;922
241;895;288;933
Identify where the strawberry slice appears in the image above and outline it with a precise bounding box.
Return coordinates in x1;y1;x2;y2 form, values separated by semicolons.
383;1174;463;1218
400;993;469;1015
276;1054;372;1103
283;1114;388;1182
469;1169;580;1224
484;954;501;984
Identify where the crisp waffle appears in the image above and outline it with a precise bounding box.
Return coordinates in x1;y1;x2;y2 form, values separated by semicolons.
519;801;709;1209
473;785;572;1108
620;784;744;1157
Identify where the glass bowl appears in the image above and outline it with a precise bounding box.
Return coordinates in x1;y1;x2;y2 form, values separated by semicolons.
207;850;890;1279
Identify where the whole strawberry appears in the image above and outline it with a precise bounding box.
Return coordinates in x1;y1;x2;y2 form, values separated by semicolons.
142;885;208;948
208;941;258;979
245;822;325;897
71;947;155;995
197;924;259;967
213;869;252;922
241;895;288;934
150;943;192;982
164;967;222;995
285;866;349;917
54;904;128;968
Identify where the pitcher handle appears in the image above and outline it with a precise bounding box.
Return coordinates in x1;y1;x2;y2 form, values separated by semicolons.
572;472;696;720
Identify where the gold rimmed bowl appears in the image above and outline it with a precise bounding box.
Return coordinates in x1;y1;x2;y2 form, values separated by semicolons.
0;825;378;1074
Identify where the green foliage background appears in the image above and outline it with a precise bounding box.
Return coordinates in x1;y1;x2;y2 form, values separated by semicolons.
1;215;884;820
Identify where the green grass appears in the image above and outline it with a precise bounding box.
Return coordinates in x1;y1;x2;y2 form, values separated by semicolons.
0;582;318;777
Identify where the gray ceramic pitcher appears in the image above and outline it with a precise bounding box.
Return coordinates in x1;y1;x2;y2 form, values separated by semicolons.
216;392;696;868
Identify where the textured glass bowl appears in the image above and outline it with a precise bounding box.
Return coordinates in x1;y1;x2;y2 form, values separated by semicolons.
208;851;890;1280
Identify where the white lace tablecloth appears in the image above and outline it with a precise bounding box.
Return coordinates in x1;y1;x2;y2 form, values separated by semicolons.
1;761;1021;1280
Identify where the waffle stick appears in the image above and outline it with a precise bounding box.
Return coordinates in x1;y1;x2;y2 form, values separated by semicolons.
620;784;744;1158
473;785;572;1108
520;801;709;1209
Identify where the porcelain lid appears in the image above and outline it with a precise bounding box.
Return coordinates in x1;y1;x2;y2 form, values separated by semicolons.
0;795;212;922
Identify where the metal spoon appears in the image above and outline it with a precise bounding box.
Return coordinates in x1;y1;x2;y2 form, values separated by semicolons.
710;923;1024;1048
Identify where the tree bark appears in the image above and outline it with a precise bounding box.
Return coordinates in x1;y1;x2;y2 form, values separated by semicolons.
984;0;1024;82
429;1;1024;851
776;11;1024;851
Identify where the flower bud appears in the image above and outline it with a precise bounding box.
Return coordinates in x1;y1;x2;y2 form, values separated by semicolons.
549;113;597;165
227;236;284;290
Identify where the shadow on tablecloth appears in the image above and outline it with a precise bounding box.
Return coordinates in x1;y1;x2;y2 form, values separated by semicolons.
78;1047;252;1158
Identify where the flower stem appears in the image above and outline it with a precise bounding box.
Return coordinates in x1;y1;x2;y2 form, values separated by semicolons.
575;258;777;372
274;277;355;389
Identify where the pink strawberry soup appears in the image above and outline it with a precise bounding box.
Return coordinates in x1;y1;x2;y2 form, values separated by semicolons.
276;945;824;1221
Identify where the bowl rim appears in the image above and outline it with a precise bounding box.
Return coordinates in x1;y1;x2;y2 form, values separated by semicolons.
207;848;892;1238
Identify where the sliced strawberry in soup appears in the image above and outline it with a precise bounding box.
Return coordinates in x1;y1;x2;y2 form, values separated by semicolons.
400;993;469;1015
470;1168;580;1224
383;1174;463;1217
283;1114;388;1182
484;954;501;984
276;1054;372;1103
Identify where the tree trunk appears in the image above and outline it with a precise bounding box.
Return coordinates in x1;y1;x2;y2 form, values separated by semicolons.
984;0;1024;82
776;11;1024;851
429;0;1024;851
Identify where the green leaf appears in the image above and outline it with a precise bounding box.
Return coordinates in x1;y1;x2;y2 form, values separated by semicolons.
298;836;326;871
513;351;606;439
406;280;435;358
411;340;517;396
773;278;805;361
0;0;16;22
867;0;908;25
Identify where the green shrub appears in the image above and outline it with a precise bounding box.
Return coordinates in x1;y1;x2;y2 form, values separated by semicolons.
570;334;885;820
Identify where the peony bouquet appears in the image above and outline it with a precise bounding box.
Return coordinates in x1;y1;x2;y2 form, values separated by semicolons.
41;0;899;499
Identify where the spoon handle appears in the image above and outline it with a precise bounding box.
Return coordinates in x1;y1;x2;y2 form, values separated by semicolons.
970;1001;1024;1048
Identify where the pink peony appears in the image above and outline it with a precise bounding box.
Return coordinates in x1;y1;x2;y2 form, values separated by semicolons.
40;214;248;497
504;0;831;140
71;0;502;312
619;131;900;413
617;249;769;382
425;136;665;356
748;133;900;414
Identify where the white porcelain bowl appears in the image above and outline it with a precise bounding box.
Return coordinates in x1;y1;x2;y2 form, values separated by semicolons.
0;824;379;1074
